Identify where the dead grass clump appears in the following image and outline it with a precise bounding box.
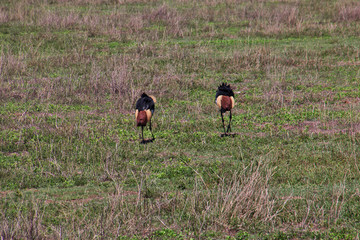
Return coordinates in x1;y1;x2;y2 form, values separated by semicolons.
271;6;300;26
110;63;141;110
262;6;303;35
151;73;190;99
0;198;47;239
241;4;300;26
145;4;176;23
143;4;186;37
81;56;145;110
178;158;288;234
232;46;275;70
97;158;284;236
127;15;145;34
0;50;27;78
101;12;127;39
37;11;81;28
213;159;283;228
338;3;360;22
1;48;144;108
0;7;9;23
237;4;304;35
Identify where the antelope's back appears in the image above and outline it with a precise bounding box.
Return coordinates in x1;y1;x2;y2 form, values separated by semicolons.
215;83;235;110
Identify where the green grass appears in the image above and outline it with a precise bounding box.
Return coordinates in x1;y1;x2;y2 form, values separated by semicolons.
1;0;360;238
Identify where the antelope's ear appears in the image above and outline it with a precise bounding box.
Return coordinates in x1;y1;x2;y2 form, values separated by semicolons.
149;95;156;103
216;95;222;108
230;96;235;109
135;109;139;120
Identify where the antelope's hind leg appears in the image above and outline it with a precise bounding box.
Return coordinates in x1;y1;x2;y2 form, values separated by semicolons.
226;110;232;133
220;110;227;136
140;125;145;143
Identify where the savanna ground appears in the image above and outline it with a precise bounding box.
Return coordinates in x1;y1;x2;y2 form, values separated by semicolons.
1;0;360;239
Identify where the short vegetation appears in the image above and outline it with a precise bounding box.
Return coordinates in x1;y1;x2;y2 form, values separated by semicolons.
1;0;360;239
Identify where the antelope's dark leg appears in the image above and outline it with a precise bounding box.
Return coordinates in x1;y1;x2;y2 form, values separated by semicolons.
221;110;226;135
227;110;232;133
149;120;155;140
141;125;144;141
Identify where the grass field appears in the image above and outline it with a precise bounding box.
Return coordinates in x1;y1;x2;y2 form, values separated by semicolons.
1;0;360;239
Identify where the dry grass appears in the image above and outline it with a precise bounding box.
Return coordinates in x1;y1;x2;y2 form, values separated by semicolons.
1;0;360;238
209;159;282;229
0;158;283;238
1;157;354;238
338;2;360;22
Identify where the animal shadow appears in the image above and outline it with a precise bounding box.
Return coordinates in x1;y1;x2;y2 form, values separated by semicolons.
140;138;155;144
220;133;238;138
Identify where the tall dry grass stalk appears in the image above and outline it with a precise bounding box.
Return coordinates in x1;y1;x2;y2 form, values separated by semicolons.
0;49;27;78
216;160;276;222
182;158;290;233
1;197;47;239
0;160;356;238
338;4;360;22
